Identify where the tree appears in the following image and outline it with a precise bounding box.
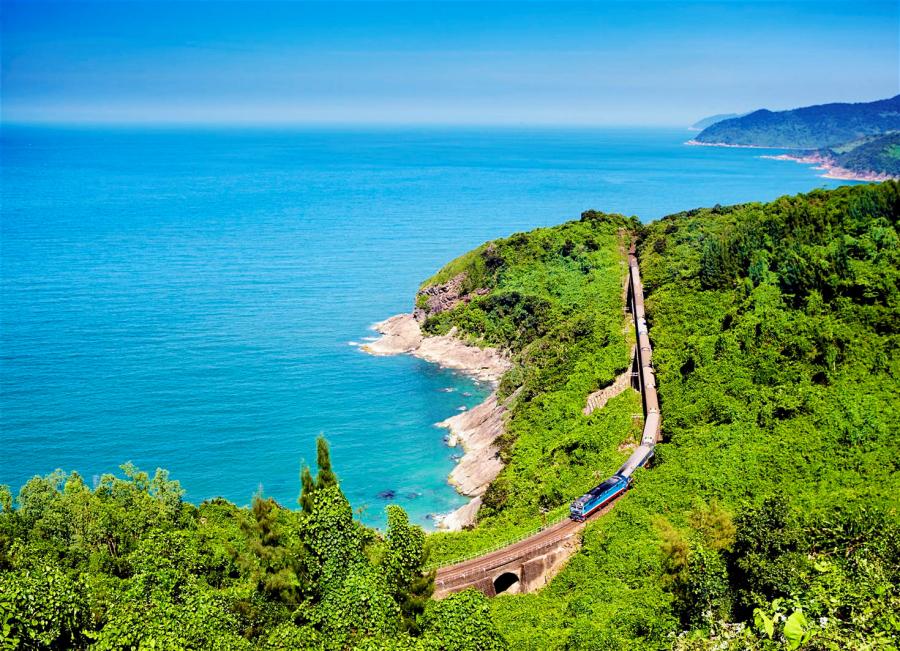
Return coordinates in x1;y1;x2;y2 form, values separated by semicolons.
381;505;433;634
728;497;808;615
299;436;337;514
315;436;337;489
299;466;316;514
237;496;305;608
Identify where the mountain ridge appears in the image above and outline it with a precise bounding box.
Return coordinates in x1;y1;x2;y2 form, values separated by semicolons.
694;94;900;149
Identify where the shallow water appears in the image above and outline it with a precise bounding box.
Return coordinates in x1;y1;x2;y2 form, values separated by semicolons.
0;126;855;527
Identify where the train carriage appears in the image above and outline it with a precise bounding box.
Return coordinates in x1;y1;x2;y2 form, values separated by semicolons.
616;444;655;478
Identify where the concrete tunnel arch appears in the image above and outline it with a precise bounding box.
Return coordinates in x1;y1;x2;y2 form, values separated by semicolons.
493;572;520;595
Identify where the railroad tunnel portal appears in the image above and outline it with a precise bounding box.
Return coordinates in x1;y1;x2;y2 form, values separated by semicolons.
493;572;520;595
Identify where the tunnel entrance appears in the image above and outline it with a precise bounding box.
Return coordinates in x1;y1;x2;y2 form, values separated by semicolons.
493;572;520;595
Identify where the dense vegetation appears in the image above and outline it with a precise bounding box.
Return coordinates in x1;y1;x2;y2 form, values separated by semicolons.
694;95;900;149
828;133;900;177
0;438;507;649
426;183;899;649
506;183;900;649
4;183;898;649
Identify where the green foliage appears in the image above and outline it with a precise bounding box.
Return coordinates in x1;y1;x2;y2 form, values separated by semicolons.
438;182;899;649
236;496;305;607
728;497;808;614
382;505;434;634
0;446;466;649
315;436;337;489
420;243;494;294
299;466;316;514
0;564;89;649
634;182;898;647
418;590;508;650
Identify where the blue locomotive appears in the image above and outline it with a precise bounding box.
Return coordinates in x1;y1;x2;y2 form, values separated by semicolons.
569;475;630;521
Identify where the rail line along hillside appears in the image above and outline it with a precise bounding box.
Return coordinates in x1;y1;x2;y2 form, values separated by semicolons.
432;240;662;598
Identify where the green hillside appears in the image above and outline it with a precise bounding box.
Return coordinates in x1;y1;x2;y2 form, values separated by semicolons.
489;182;900;649
830;132;900;177
2;183;898;649
694;95;900;149
421;183;900;649
422;212;642;561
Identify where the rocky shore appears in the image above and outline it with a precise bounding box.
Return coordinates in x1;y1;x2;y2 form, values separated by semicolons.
362;313;511;530
686;140;895;182
760;153;897;182
362;313;509;382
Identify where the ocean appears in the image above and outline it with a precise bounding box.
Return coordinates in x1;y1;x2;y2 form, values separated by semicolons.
0;126;854;527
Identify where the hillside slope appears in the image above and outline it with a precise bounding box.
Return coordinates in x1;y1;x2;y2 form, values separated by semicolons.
831;132;900;177
693;95;900;149
423;212;643;561
470;183;899;649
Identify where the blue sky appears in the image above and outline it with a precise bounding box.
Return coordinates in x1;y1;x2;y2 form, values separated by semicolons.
2;0;898;126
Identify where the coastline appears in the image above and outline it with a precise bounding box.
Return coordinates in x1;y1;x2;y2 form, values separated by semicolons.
362;313;512;530
759;153;897;182
687;140;896;182
684;139;795;150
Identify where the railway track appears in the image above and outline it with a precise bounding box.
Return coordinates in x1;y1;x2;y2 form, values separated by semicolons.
433;241;660;595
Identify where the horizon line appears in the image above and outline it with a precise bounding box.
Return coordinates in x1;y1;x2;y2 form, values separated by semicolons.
1;119;691;130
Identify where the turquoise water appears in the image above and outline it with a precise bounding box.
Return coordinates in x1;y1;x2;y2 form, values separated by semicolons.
0;126;854;527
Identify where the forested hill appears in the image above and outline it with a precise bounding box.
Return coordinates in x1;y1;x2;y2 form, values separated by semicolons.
693;95;900;148
414;182;900;649
829;132;900;177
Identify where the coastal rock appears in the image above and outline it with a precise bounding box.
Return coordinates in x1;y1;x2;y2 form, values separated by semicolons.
362;314;423;355
363;314;510;383
414;271;491;323
438;392;508;497
362;310;514;529
760;152;899;182
417;272;468;317
415;327;509;383
435;496;482;531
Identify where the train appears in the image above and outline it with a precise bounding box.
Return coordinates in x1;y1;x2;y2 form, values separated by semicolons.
570;245;661;522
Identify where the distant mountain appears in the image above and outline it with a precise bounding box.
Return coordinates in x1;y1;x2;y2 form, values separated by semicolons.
693;95;900;149
689;113;743;131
